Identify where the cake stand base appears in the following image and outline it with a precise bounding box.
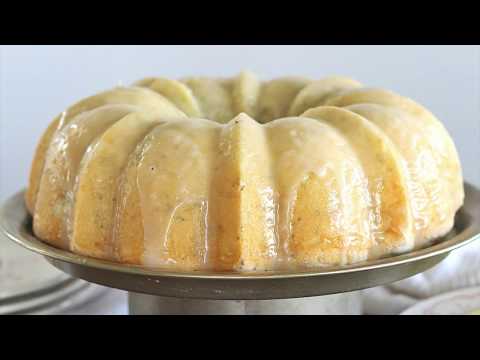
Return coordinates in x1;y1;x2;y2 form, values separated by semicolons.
127;291;363;315
1;185;479;314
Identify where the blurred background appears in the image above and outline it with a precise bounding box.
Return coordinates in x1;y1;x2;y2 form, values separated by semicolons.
0;45;478;314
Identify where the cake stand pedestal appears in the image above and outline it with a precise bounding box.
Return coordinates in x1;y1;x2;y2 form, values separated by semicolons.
1;184;479;315
127;292;363;315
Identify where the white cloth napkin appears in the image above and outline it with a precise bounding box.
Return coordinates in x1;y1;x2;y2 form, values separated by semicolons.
362;239;480;314
58;287;129;315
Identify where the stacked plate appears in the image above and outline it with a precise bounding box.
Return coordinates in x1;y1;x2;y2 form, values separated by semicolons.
0;232;105;315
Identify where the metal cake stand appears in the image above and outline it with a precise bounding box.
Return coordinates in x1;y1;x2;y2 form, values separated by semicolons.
1;183;479;314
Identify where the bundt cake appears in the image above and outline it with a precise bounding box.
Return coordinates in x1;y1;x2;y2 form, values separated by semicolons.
25;71;464;272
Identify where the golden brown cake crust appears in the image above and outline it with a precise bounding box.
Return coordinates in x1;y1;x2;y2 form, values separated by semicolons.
27;72;464;272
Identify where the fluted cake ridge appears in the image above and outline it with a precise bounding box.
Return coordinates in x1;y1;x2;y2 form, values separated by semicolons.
26;71;464;271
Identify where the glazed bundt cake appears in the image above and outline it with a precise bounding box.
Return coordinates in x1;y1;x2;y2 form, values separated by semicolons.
25;71;464;271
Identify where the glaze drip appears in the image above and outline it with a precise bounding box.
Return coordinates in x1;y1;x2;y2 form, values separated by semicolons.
28;72;464;271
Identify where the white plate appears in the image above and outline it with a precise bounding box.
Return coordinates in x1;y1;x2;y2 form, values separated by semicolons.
0;232;106;314
401;286;480;315
0;230;69;300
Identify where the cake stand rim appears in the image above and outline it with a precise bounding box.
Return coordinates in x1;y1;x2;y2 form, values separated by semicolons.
1;183;479;281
